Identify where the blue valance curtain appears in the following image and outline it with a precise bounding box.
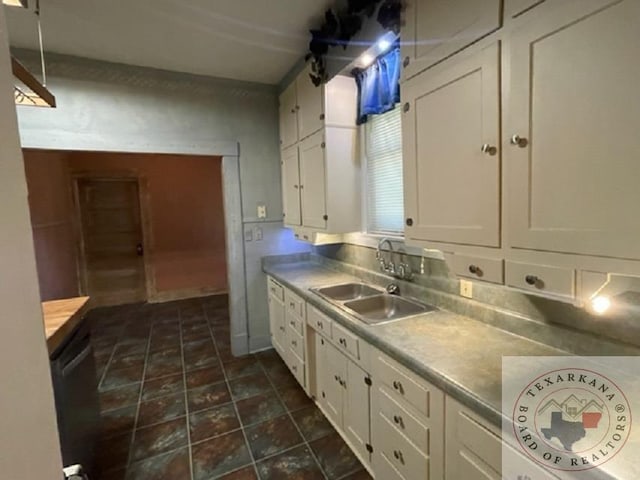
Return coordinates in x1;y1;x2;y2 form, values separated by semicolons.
354;45;401;125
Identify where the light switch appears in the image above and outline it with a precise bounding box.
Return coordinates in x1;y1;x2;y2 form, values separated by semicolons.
255;227;263;241
257;204;267;219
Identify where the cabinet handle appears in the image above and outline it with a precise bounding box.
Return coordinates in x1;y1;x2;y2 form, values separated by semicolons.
510;134;529;148
292;365;297;372
403;56;410;68
290;108;296;114
320;142;326;149
525;275;539;286
334;375;340;382
321;338;324;345
393;380;403;393
317;321;323;329
403;103;410;113
290;320;295;326
292;340;297;347
290;302;295;308
319;113;325;120
299;184;304;189
481;144;497;156
293;184;299;189
393;450;405;464
295;105;300;111
393;415;404;427
405;218;413;227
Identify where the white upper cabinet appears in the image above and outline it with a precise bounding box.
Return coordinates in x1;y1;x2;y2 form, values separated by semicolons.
281;145;302;227
505;0;640;261
403;42;501;248
279;81;298;149
401;0;502;81
299;131;328;230
295;65;324;141
503;0;545;19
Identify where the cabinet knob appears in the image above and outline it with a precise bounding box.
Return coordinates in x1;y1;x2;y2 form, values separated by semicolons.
403;103;410;113
510;134;529;148
294;184;299;189
290;108;296;114
320;141;326;149
393;450;405;464
468;264;481;275
393;380;403;392
525;275;539;286
405;218;413;227
403;56;410;68
481;144;497;156
319;113;325;120
323;214;328;221
393;415;404;427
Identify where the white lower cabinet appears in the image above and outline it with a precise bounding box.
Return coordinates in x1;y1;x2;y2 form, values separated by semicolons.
267;278;286;359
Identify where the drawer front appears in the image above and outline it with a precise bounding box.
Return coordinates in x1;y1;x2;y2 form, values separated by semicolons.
378;416;429;480
458;450;500;480
379;387;429;452
505;261;575;298
288;349;305;386
288;329;304;360
333;322;360;359
375;451;407;480
307;305;333;338
285;289;305;318
286;313;304;336
268;277;284;301
449;254;504;284
455;408;501;473
375;354;430;417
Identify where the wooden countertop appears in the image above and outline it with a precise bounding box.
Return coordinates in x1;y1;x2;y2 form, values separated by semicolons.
42;296;91;354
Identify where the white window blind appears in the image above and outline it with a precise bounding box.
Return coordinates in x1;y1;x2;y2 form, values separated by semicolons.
365;106;404;235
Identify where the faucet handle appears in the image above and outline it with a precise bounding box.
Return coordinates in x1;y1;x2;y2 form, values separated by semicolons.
386;283;400;295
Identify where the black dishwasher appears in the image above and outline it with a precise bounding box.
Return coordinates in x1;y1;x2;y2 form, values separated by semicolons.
50;318;101;476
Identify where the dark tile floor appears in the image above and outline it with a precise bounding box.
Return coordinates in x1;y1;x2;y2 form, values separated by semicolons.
90;296;372;480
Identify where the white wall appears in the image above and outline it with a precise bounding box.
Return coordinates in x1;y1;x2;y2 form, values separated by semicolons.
0;10;63;479
12;48;310;354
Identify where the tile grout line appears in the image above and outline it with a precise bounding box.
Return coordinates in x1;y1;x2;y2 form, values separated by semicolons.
204;304;261;480
123;309;153;476
179;305;196;480
257;359;331;480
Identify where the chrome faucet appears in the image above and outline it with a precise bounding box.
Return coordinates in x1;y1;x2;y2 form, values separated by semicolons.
376;237;413;281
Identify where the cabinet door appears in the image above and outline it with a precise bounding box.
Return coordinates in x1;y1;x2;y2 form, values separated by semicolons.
323;341;346;427
344;361;371;465
268;294;286;357
402;0;501;80
296;65;324;140
299;131;328;230
504;0;545;19
281;145;301;227
403;42;500;248
279;81;298;148
505;0;640;260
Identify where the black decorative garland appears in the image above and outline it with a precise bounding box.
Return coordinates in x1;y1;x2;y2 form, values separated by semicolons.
306;0;403;86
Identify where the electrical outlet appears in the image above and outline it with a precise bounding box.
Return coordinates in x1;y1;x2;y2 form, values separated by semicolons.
255;227;263;241
257;204;267;219
460;279;473;298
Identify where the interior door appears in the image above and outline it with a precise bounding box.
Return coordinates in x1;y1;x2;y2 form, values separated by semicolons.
77;178;146;306
403;42;501;248
505;0;640;260
299;131;328;230
402;0;501;80
281;145;302;227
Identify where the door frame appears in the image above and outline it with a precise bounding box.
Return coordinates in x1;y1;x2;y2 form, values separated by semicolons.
71;170;155;303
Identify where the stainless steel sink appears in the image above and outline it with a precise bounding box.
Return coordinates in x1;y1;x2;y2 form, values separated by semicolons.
313;283;384;302
342;294;436;325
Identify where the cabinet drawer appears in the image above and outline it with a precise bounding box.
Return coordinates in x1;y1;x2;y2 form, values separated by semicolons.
285;289;305;319
379;387;429;452
375;354;431;417
307;305;333;337
333;322;359;359
454;407;501;473
505;261;575;298
288;349;305;386
268;278;284;301
376;452;406;480
449;254;504;284
288;329;304;360
286;314;304;337
378;416;428;480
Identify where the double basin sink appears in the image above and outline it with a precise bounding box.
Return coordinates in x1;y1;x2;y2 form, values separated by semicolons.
311;282;436;325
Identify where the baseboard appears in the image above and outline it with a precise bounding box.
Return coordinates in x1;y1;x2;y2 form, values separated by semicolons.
231;332;249;357
148;287;228;303
249;334;273;353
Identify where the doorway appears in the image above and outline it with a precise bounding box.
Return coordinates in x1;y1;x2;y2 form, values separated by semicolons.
75;177;147;306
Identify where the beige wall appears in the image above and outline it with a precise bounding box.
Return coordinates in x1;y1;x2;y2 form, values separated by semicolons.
23;149;78;301
0;7;63;479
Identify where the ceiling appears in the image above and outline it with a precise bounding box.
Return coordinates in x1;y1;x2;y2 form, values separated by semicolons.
4;0;335;85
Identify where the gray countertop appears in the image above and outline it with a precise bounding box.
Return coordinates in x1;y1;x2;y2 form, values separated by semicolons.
262;260;567;427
